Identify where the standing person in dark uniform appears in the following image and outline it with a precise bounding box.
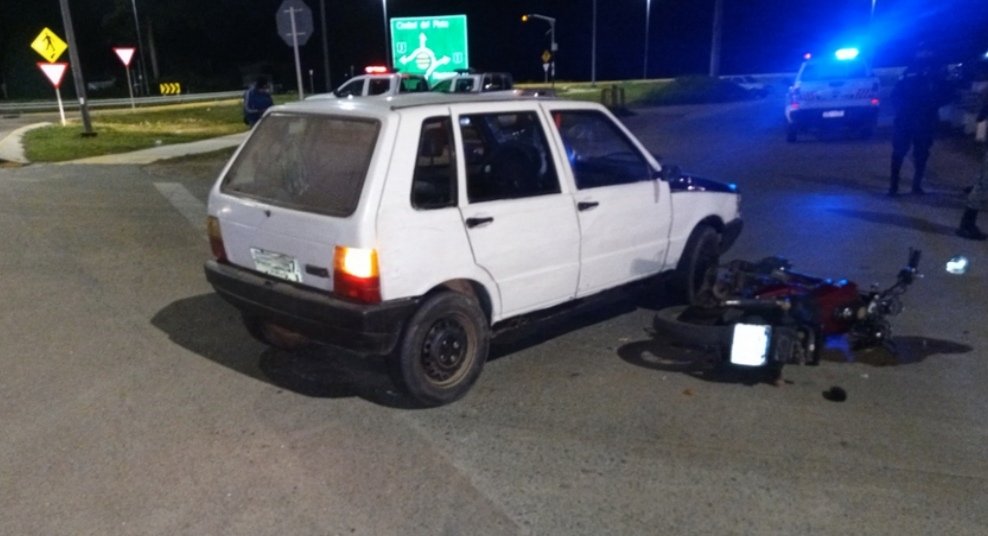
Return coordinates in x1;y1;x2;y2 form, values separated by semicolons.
888;47;952;196
956;93;988;240
243;76;274;127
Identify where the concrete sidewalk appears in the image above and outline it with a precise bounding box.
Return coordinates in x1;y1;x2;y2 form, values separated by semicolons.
0;122;246;165
0;122;51;164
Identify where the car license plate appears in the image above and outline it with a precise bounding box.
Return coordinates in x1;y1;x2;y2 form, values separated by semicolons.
250;247;301;282
822;110;845;118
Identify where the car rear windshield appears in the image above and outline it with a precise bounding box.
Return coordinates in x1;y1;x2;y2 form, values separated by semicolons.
221;113;380;217
800;60;870;81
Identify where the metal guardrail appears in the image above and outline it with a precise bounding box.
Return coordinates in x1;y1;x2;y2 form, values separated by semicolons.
0;90;244;114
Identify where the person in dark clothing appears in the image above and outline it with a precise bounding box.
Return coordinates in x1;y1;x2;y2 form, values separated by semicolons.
956;93;988;240
243;76;274;127
888;48;953;196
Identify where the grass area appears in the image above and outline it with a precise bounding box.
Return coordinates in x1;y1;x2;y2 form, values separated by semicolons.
23;99;248;162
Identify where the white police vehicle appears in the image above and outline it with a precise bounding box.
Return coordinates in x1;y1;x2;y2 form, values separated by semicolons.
785;48;881;142
431;70;515;94
204;93;742;406
311;68;430;99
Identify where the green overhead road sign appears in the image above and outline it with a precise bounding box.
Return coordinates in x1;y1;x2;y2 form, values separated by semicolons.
391;15;468;82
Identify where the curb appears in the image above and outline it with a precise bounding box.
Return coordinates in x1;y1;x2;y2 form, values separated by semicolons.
0;122;51;164
63;132;248;165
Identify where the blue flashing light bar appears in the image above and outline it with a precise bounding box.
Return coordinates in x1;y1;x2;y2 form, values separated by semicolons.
835;48;860;61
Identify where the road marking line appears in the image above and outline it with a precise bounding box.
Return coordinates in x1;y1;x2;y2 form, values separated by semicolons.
154;182;206;238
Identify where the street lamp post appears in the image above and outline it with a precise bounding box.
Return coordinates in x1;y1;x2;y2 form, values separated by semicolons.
57;0;94;135
709;0;724;77
592;0;597;85
381;0;390;68
130;0;149;95
522;13;557;85
643;0;651;79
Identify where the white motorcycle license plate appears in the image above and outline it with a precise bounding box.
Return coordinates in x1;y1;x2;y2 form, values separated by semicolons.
730;323;772;367
250;247;302;282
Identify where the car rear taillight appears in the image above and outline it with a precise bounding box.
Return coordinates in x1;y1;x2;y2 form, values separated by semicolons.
206;216;227;261
789;88;800;106
333;246;381;303
870;98;880;106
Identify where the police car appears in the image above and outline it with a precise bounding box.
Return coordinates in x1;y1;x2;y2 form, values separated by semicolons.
785;48;881;142
430;70;515;93
311;67;430;99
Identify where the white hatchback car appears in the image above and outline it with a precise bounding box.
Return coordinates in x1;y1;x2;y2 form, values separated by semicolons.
205;93;742;406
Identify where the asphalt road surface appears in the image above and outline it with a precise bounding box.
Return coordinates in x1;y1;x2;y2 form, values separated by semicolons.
1;94;986;535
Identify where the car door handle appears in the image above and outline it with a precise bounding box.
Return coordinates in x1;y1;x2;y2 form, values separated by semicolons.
465;216;494;228
577;201;599;211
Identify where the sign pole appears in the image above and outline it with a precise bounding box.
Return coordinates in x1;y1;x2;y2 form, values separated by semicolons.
113;47;137;109
290;8;304;100
125;66;135;109
276;0;314;93
55;87;66;125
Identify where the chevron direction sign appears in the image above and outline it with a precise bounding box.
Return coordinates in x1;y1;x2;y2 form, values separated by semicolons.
159;82;181;95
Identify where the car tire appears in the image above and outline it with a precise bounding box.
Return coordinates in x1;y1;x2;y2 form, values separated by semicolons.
786;124;797;143
859;127;874;140
670;225;721;306
391;291;489;407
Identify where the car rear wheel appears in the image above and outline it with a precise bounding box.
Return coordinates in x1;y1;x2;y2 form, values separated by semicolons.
391;291;489;406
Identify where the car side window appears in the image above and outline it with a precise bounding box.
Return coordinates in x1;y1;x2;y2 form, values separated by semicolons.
551;110;651;189
459;112;561;203
412;117;457;209
368;78;391;95
336;79;363;97
400;77;427;93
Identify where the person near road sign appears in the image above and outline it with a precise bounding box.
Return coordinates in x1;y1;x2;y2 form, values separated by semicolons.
956;92;988;241
243;76;274;127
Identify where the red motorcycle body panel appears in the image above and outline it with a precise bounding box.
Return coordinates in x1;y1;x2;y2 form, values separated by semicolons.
757;279;861;335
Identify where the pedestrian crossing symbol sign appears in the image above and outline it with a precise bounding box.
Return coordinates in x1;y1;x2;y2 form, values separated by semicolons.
31;27;68;63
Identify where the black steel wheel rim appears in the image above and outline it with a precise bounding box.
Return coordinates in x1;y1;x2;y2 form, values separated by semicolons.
420;317;470;384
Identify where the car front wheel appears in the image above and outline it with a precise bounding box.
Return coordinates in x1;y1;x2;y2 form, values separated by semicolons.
391;291;489;406
670;225;721;306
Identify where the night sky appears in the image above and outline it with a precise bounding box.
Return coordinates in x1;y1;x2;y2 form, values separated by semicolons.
2;0;986;97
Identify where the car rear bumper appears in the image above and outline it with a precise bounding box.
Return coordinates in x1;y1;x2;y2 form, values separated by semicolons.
788;106;879;130
204;260;418;355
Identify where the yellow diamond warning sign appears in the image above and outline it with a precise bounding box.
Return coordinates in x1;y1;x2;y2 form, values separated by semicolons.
31;27;68;63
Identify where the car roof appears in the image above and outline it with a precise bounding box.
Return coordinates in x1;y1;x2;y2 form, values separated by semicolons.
276;92;560;118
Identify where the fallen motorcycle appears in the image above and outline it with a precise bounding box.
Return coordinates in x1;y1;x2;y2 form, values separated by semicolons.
653;249;921;367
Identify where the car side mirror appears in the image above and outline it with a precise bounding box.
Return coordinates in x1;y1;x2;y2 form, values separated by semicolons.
658;164;682;181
